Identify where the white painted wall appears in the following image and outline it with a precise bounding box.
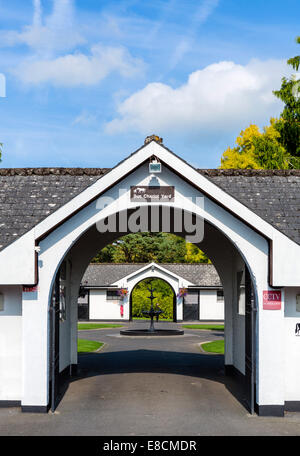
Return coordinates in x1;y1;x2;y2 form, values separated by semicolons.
233;315;245;375
232;255;246;375
284;287;300;401
13;153;281;410
22;287;48;408
89;289;126;320
0;286;22;401
199;290;224;320
0;230;36;285
87;285;225;322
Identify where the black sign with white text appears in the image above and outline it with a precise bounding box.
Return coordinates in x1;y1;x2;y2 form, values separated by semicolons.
130;186;175;202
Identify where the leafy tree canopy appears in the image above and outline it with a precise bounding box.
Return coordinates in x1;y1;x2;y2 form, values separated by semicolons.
93;232;210;264
273;36;300;160
220;36;300;169
220;120;290;169
185;242;211;263
132;278;174;320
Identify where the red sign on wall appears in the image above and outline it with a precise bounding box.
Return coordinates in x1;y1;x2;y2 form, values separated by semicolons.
263;290;282;310
23;286;39;293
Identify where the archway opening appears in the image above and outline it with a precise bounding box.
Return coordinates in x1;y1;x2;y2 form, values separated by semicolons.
130;277;177;322
47;209;257;416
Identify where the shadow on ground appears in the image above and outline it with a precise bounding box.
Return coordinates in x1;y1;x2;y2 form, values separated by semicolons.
56;349;248;414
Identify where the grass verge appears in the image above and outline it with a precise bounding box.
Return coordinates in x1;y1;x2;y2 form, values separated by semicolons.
78;339;104;353
201;340;224;354
78;323;123;330
183;324;224;331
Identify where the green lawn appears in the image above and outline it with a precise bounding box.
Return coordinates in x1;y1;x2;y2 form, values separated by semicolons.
77;339;104;353
182;324;224;331
132;317;173;321
78;323;123;330
201;340;224;354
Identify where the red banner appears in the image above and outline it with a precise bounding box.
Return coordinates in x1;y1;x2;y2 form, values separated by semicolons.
263;290;281;310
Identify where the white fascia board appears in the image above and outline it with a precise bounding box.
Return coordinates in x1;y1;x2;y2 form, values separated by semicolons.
34;142;159;240
121;262;158;281
33;141;282;246
155;145;276;240
0;229;35;285
147;262;195;285
108;266;147;286
121;262;194;286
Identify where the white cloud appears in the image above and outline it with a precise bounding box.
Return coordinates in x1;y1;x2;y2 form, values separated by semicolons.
72;111;98;127
170;0;220;69
0;0;85;54
105;59;289;135
14;44;144;87
194;0;220;24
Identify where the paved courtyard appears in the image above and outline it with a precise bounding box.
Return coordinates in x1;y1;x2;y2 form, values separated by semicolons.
1;321;300;436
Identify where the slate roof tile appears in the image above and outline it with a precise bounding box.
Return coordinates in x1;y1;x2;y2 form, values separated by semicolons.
0;167;300;251
81;263;222;287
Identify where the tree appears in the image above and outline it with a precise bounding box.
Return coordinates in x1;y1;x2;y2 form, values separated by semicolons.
273;36;300;161
185;242;211;263
220;120;290;169
220;36;300;170
93;232;210;264
0;143;2;162
132;278;174;320
93;233;186;264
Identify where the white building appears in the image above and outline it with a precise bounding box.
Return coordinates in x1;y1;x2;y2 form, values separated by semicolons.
0;136;300;416
78;262;224;322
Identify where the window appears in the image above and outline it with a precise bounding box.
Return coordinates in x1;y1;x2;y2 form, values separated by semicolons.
217;290;224;301
107;290;122;300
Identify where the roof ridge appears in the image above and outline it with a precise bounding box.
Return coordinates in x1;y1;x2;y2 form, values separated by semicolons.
198;169;300;176
1;167;300;176
89;262;213;266
89;262;145;265
0;168;110;176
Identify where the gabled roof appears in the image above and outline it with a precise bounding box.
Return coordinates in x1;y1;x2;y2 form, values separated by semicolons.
1;166;300;251
81;263;222;287
1;137;300;254
0;168;109;251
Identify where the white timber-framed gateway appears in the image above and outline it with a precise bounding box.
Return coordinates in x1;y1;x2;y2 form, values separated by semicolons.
1;137;300;416
78;262;225;322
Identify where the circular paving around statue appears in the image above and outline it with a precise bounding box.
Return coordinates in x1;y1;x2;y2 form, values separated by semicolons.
120;329;184;336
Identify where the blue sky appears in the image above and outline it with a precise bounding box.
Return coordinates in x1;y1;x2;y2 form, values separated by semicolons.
0;0;299;169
